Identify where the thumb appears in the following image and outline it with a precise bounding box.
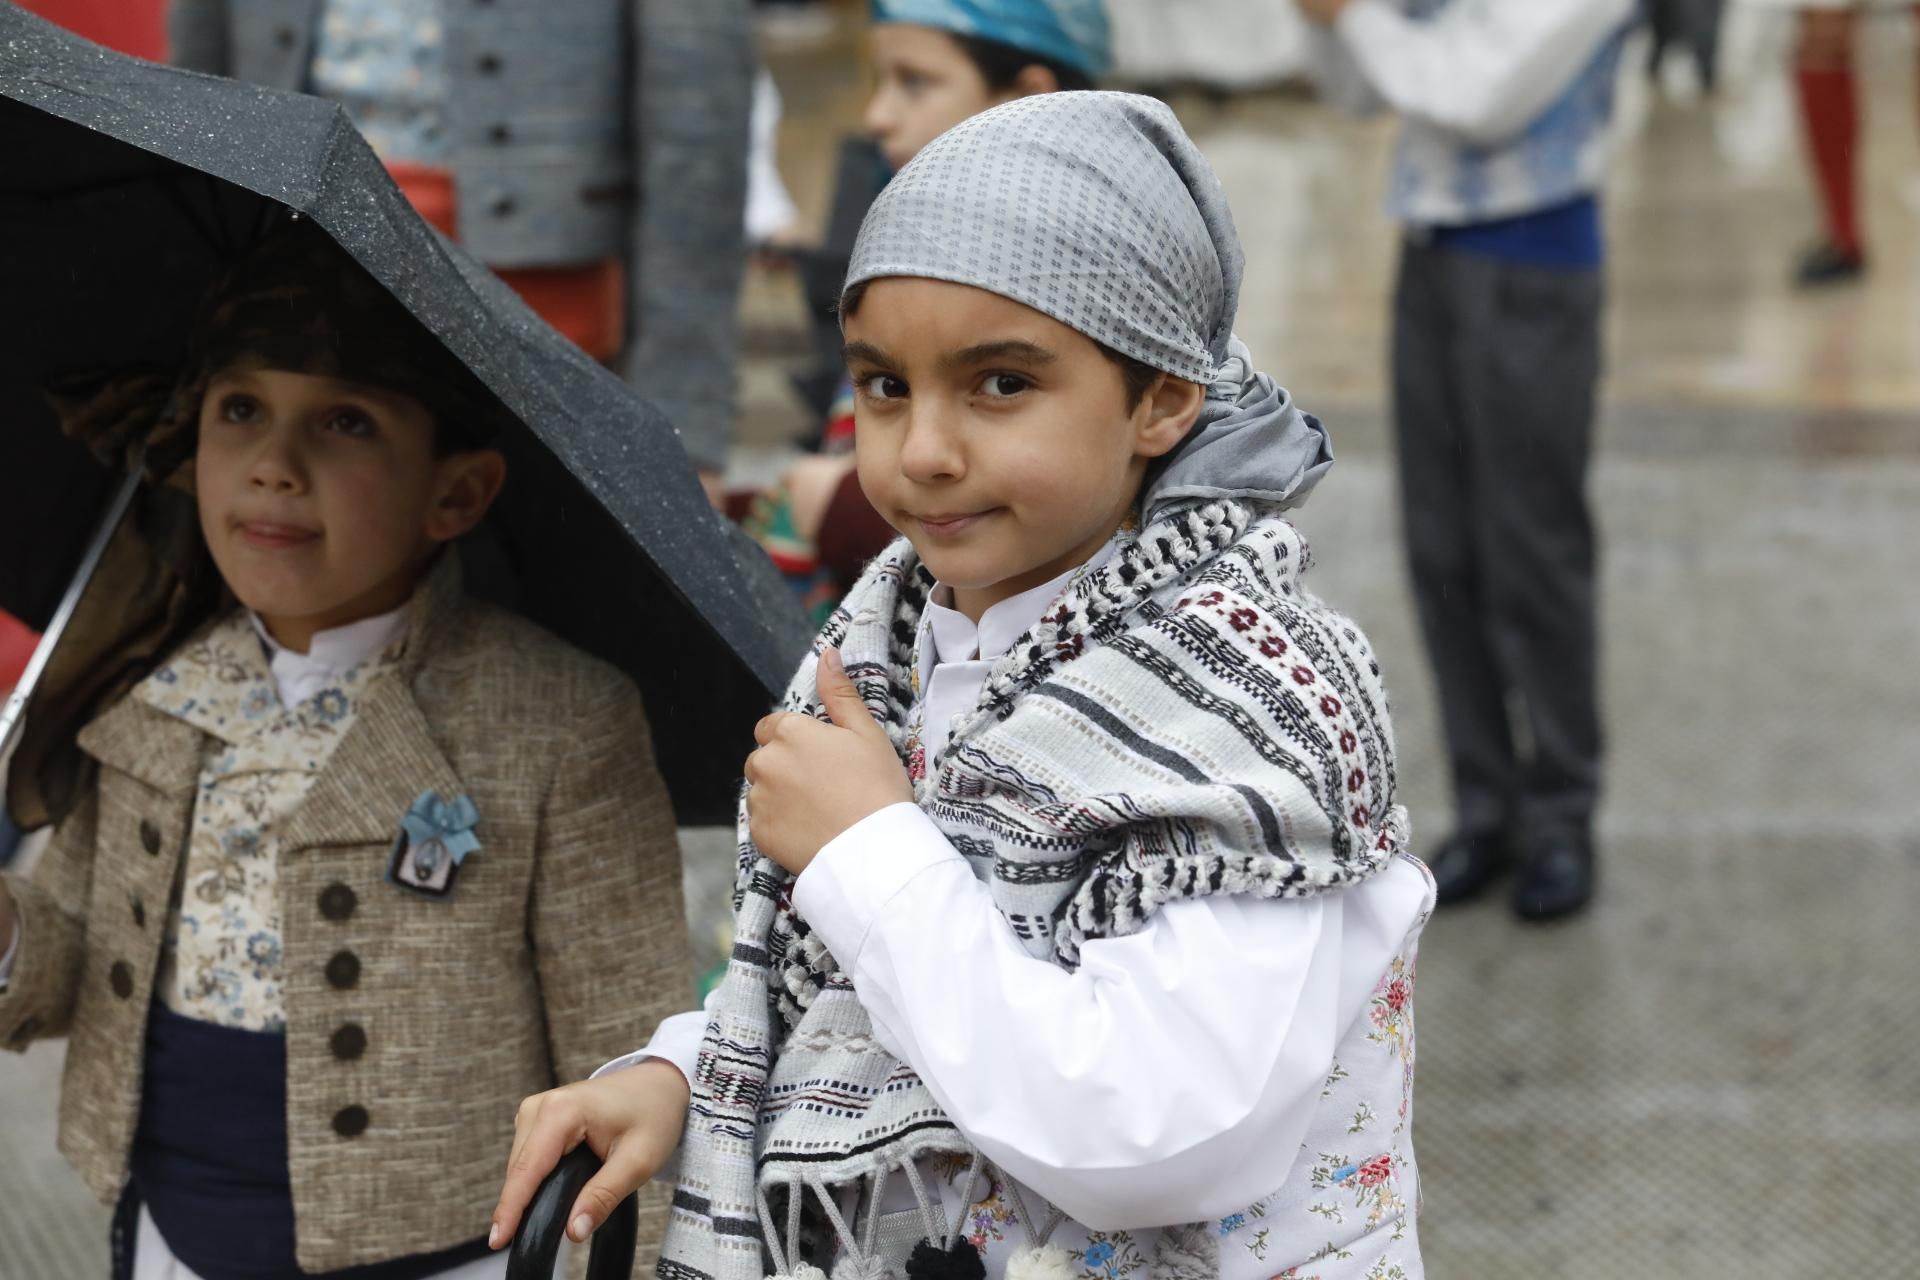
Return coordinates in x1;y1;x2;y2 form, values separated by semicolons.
816;649;882;735
566;1147;650;1243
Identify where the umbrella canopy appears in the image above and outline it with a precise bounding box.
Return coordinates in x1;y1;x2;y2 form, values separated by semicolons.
0;6;809;825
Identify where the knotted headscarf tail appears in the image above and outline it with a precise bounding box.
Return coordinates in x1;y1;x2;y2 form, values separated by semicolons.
842;90;1333;521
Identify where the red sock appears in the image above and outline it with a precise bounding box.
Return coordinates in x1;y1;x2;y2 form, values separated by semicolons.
1795;65;1864;255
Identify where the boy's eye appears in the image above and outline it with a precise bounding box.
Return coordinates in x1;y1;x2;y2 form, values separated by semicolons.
856;373;910;403
324;408;377;438
897;70;931;97
217;393;261;424
978;373;1031;399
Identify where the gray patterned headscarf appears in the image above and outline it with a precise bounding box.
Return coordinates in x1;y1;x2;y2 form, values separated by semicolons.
843;90;1332;520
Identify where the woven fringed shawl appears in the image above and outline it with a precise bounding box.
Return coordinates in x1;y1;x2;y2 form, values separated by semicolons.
658;500;1407;1280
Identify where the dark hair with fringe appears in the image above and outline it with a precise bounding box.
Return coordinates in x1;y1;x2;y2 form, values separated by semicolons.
949;32;1096;94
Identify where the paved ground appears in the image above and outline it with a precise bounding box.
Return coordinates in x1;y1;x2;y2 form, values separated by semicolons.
6;9;1919;1277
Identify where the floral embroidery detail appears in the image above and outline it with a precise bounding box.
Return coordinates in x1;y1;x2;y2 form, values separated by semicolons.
244;931;282;973
1072;1231;1145;1279
933;1155;1020;1249
135;610;400;1031
1308;1151;1408;1232
1321;1060;1350;1099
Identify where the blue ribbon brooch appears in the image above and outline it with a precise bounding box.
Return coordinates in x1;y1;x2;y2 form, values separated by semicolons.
388;789;482;898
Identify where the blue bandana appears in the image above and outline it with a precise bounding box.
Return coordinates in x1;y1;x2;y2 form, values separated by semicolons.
871;0;1111;78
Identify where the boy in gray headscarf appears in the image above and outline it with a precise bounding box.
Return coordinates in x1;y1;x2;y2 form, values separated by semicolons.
492;92;1435;1280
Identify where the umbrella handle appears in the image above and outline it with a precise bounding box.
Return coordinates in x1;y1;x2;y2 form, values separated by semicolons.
0;442;145;765
504;1145;639;1280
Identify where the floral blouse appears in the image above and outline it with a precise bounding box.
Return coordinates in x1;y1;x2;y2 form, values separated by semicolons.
135;611;402;1032
904;931;1426;1279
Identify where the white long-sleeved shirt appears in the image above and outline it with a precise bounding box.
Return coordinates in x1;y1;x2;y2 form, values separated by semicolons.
0;607;406;992
1309;0;1634;225
610;563;1431;1259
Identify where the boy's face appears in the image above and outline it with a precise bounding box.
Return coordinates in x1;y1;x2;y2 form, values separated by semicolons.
194;365;504;652
863;25;1008;172
844;279;1200;621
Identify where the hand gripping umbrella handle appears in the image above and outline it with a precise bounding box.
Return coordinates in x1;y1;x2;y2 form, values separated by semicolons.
504;1145;639;1280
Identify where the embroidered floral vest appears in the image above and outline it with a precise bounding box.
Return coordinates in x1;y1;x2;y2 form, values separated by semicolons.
135;612;401;1030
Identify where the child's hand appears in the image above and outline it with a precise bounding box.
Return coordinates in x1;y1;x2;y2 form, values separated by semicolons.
1296;0;1354;24
746;649;913;876
489;1059;689;1250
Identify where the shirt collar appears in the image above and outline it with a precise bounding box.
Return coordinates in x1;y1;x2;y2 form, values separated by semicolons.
251;605;409;691
922;538;1123;667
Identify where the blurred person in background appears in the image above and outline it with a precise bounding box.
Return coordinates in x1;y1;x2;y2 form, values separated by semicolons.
1740;0;1919;285
169;0;754;500
1299;0;1636;922
741;0;1111;625
1646;0;1726;92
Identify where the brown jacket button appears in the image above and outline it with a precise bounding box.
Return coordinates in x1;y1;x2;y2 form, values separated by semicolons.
330;1023;368;1061
139;821;161;855
130;894;146;929
318;883;357;921
325;951;361;990
332;1105;369;1138
109;961;134;999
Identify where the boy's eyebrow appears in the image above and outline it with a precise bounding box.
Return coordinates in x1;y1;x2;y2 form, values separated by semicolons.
938;340;1057;371
841;340;897;368
841;339;1062;371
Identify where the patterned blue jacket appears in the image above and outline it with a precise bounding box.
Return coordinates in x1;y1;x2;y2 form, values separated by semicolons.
1314;0;1634;228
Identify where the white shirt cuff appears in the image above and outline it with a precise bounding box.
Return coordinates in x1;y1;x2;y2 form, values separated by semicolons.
590;1007;707;1086
792;802;962;968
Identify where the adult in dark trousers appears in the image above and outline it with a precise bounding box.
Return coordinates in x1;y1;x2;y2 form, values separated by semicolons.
1300;0;1636;920
170;0;753;498
1646;0;1726;92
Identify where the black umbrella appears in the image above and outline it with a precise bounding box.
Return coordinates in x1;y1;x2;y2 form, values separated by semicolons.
0;5;809;826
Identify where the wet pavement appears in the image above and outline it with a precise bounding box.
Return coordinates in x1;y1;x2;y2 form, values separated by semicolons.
6;9;1919;1277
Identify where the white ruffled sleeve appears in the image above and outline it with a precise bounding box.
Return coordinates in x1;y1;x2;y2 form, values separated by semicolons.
794;802;1429;1228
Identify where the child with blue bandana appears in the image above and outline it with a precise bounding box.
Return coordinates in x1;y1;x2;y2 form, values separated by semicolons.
745;0;1113;625
0;225;692;1279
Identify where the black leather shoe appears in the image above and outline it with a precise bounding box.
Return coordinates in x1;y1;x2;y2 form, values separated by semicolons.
1427;830;1509;906
1794;242;1866;288
1510;836;1595;922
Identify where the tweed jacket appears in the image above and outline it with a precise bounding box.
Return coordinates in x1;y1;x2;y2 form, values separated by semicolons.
0;555;691;1274
168;0;751;469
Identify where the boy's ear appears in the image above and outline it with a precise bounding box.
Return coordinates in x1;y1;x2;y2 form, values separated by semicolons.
1011;63;1061;98
1134;373;1206;460
425;448;508;543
